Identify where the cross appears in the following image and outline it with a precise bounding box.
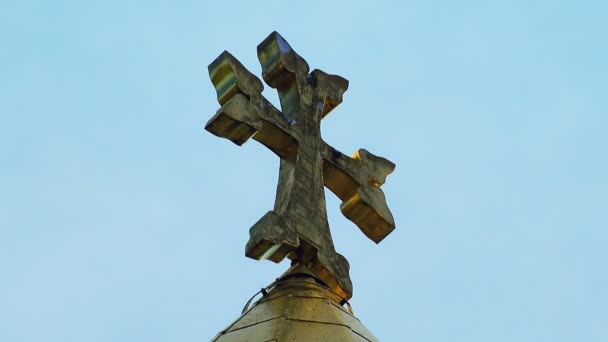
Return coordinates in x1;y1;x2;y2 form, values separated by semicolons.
205;32;395;300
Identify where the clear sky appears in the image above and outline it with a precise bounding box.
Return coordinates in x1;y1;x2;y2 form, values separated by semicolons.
1;0;607;341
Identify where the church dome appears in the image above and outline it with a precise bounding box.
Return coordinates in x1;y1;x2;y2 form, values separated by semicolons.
213;265;379;341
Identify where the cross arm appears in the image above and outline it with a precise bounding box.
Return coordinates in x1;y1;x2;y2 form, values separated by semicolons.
257;32;350;121
311;69;349;119
321;144;396;243
257;31;310;90
205;51;299;160
208;51;264;106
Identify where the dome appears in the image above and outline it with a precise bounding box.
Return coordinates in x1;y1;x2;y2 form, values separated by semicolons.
213;264;379;341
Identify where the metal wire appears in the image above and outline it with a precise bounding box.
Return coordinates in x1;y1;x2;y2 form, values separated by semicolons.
240;275;354;315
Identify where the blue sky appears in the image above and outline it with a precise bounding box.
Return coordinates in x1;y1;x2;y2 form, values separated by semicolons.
1;0;607;341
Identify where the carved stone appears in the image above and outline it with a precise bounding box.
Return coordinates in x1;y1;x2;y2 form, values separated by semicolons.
206;32;395;300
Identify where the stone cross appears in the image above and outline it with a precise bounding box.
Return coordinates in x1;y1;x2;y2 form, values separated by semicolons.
205;32;395;300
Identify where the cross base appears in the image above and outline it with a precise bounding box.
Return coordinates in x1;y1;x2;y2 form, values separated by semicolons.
246;211;353;299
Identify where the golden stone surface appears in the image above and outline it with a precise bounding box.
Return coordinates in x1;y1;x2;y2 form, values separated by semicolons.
212;265;379;342
206;31;395;300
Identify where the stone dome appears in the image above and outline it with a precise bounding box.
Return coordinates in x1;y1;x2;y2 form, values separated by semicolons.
213;265;378;341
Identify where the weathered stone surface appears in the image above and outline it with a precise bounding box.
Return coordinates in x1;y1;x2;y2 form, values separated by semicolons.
213;267;379;341
206;31;396;300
